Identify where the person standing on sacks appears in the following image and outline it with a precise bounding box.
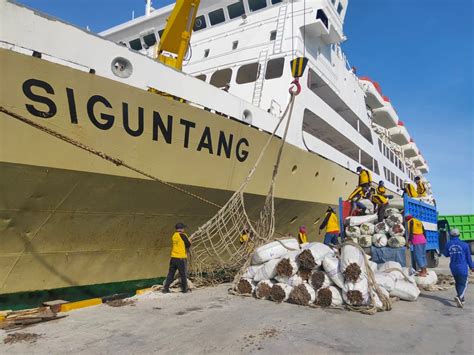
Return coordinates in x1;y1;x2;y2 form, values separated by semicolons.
405;215;428;277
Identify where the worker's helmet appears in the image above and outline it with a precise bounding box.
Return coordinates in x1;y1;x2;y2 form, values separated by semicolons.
404;215;413;221
326;206;334;212
414;176;421;182
379;180;384;186
450;228;460;237
356;166;362;172
299;225;307;233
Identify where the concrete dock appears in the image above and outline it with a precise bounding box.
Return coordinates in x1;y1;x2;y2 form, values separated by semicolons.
1;258;473;354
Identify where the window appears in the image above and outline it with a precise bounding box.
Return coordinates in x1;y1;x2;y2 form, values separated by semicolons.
358;121;373;143
337;3;344;15
129;38;142;50
272;0;283;4
331;0;336;4
236;62;259;84
227;1;245;19
204;49;210;58
210;68;232;88
249;0;267;12
361;151;374;171
195;74;206;82
265;57;284;80
378;139;382;153
232;41;239;50
143;33;156;47
270;30;277;41
209;8;225;26
193;15;207;31
391;171;395;184
374;160;380;175
316;9;329;29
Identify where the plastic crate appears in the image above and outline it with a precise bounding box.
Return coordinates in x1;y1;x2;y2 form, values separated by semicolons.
403;196;439;251
438;214;474;242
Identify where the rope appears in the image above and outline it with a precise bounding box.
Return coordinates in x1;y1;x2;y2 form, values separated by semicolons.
0;106;222;209
342;240;392;315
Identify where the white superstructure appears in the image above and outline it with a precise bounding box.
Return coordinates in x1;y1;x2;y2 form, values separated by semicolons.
102;0;431;196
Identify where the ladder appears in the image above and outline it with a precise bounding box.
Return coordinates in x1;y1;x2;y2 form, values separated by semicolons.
273;3;288;54
252;48;269;107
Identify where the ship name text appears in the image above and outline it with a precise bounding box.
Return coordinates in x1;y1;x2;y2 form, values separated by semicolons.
22;79;250;162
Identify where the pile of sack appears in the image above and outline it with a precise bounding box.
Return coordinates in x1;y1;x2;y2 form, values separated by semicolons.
235;239;434;310
345;205;407;249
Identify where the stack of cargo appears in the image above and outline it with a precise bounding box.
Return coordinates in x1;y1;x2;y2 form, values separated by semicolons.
235;238;429;310
345;198;407;249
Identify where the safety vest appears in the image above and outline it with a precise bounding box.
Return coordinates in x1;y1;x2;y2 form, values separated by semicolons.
406;183;418;198
417;181;427;197
372;193;388;205
298;232;308;244
358;169;372;186
170;232;188;258
240;233;249;244
348;186;364;201
409;218;424;235
325;212;340;233
376;185;386;195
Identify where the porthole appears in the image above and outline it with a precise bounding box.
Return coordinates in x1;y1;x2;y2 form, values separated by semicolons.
315;172;319;177
242;109;253;124
332;177;335;182
313;217;321;225
111;57;133;78
291;165;297;174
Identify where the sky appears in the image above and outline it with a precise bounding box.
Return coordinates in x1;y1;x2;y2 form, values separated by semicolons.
17;0;474;214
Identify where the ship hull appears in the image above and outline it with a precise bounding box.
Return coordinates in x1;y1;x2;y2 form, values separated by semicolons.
0;48;355;297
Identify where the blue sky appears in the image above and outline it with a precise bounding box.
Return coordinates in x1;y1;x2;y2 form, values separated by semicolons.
18;0;473;214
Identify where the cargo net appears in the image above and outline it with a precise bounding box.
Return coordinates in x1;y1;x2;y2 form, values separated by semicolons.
188;95;296;285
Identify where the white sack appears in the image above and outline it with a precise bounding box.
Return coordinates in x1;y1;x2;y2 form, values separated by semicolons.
388;236;406;248
368;260;378;273
386;214;404;227
274;274;304;287
322;255;345;288
372;234;388;247
346;214;378;226
251;238;299;265
345;226;361;239
359;199;374;214
415;270;438;288
374;221;388;234
388;197;404;209
309;270;333;290
378;261;403;272
318;286;344;307
388;223;405;238
374;272;396;292
242;264;264;279
359;235;372;248
253;258;281;282
340;244;367;277
255;280;274;299
360;223;375;236
271;283;293;302
385;208;401;218
343;278;370;306
390;279;420;301
276;253;299;277
301;242;334;265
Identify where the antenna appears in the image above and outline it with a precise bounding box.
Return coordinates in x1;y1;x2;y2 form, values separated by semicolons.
145;0;152;16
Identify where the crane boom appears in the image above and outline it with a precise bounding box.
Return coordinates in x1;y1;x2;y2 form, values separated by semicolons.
156;0;201;70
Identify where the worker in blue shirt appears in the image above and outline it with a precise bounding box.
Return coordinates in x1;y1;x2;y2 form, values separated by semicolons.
443;229;474;308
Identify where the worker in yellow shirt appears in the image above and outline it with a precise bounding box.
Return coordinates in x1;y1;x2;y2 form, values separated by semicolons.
357;166;372;188
298;226;308;244
348;185;370;214
403;181;418;198
319;207;340;245
415;176;427;197
405;215;428;277
162;222;191;294
240;226;250;245
371;187;389;222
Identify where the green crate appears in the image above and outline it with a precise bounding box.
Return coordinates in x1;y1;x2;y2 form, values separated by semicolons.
439;214;474;242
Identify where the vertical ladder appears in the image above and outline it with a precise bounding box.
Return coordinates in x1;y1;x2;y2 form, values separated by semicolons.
252;48;269;107
273;3;288;54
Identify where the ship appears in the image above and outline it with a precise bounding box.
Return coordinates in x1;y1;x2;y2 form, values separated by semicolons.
0;0;433;306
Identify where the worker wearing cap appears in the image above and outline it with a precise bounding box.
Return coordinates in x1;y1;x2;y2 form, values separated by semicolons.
356;166;372;188
298;226;308;244
443;229;474;308
403;181;418;198
162;222;191;293
348;185;370;214
376;180;394;199
405;215;427;277
319;207;340;246
415;176;427;197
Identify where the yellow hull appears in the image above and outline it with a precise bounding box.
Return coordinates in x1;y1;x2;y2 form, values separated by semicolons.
0;49;355;295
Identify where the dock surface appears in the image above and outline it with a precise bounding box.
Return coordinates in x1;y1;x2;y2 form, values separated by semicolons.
1;258;472;354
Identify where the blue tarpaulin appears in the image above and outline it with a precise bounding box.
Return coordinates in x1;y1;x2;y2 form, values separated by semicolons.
370;247;407;266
